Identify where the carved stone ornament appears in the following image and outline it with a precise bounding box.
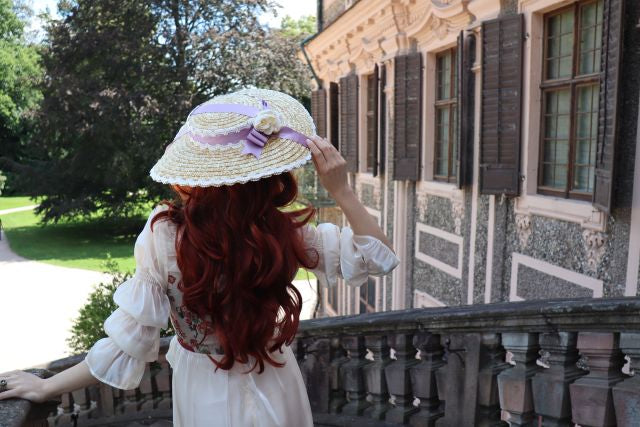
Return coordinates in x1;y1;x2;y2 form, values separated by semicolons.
416;190;429;220
582;229;606;271
515;214;532;249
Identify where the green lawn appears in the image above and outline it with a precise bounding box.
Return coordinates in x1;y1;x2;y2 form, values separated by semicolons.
0;196;36;211
0;197;315;279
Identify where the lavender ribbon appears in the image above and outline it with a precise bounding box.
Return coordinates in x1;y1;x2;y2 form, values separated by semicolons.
175;100;310;158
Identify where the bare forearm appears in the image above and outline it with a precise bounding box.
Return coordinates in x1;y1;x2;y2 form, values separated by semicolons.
42;361;99;400
333;186;394;251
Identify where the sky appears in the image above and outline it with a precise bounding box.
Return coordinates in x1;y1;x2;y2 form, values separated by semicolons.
27;0;316;37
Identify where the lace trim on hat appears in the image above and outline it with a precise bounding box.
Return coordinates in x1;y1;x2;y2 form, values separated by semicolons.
150;152;311;187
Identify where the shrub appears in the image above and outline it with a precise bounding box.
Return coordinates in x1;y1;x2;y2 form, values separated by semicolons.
67;259;174;354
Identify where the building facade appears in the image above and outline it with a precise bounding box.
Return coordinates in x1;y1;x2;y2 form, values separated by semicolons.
304;0;640;316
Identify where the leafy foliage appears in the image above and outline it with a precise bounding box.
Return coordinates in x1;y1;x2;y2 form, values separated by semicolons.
19;0;312;221
0;0;43;193
67;258;174;354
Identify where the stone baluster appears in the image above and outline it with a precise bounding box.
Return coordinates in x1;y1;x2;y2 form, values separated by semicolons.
385;333;419;424
409;332;444;427
154;359;172;410
613;332;640;425
97;383;119;416
531;332;586;426
71;386;94;422
570;332;625;426
122;387;140;414
55;392;76;425
477;333;510;426
301;338;330;413
329;337;348;413
363;334;391;420
340;335;371;415
139;366;155;411
497;332;540;426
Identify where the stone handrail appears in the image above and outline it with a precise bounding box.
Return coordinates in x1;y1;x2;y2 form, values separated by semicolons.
1;297;639;426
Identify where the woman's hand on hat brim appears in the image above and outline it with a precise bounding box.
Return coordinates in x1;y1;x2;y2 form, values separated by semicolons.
306;136;350;199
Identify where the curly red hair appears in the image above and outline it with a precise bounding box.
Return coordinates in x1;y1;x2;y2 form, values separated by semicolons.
152;172;318;373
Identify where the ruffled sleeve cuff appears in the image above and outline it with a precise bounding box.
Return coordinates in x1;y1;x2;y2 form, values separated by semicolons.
85;338;147;390
309;223;399;289
85;271;170;390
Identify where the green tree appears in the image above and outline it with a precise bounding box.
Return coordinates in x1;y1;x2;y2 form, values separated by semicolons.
0;0;42;192
279;15;316;39
22;0;312;221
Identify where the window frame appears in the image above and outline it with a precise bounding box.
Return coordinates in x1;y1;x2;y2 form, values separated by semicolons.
434;47;458;183
537;0;602;201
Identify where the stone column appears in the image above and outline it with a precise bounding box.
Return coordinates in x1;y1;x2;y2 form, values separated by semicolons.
154;359;172;410
409;332;444;427
363;335;391;420
531;332;586;427
301;338;330;413
569;332;625;427
341;335;371;415
613;333;640;425
328;337;348;413
477;333;510;426
385;333;419;424
497;332;540;426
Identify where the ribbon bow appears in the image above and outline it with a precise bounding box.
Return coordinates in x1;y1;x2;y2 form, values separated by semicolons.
174;99;310;159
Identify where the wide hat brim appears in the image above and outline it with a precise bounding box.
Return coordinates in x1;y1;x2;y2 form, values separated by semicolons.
150;88;315;187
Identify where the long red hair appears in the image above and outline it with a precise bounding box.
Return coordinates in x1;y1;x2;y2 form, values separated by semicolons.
152;172;318;373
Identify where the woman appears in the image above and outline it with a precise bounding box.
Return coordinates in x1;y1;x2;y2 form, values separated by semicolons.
0;88;399;426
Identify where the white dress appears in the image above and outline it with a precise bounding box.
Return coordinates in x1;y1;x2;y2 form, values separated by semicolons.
84;206;400;427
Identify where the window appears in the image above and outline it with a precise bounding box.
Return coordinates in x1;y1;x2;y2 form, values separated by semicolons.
539;1;603;200
359;277;376;313
365;73;378;173
434;48;458;182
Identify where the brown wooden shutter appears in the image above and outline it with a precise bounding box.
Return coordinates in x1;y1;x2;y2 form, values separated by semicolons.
369;65;379;176
393;52;422;180
311;89;327;138
479;14;524;196
339;74;359;172
457;32;476;189
329;82;339;149
593;0;624;213
378;64;387;176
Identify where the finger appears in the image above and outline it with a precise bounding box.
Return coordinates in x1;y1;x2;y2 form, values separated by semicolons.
0;389;19;400
306;138;327;169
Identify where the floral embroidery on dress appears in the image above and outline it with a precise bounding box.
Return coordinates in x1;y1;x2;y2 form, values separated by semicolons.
167;273;221;355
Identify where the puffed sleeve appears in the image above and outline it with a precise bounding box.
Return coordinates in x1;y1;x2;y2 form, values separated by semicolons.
84;207;171;390
301;223;399;288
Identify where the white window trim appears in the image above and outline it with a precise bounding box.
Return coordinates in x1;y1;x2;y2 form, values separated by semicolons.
415;222;464;279
519;0;607;232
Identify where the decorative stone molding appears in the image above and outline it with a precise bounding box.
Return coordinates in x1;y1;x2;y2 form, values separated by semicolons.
515;214;532;249
404;0;475;42
582;229;607;271
416;190;429;220
452;198;464;235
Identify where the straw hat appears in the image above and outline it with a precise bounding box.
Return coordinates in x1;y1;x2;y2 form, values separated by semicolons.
150;88;315;187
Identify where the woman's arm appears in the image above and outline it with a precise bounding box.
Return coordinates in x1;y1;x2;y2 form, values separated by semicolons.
0;361;98;403
306;135;394;251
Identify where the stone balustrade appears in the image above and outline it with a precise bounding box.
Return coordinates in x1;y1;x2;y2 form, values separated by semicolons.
1;297;639;426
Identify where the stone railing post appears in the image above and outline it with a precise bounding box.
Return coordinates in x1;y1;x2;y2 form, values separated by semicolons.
301;337;330;413
613;332;640;425
328;337;348;413
477;333;510;426
569;332;625;427
363;334;391;420
531;332;585;427
340;335;371;415
497;332;540;426
385;333;419;424
154;359;172;410
409;331;444;426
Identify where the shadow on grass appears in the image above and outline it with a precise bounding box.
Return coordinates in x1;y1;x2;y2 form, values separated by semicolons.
3;213;145;272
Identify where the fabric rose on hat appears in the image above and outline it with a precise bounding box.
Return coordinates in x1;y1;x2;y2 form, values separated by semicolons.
252;109;283;135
